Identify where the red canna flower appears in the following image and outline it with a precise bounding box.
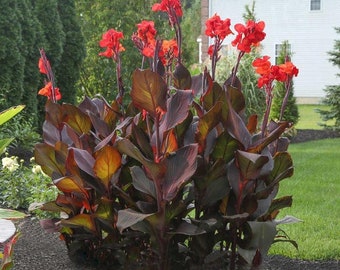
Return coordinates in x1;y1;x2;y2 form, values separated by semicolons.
38;57;49;75
232;20;266;53
136;20;157;42
99;29;125;61
132;20;157;58
252;55;271;75
38;82;62;101
205;14;233;40
159;39;179;65
152;0;183;19
279;61;299;77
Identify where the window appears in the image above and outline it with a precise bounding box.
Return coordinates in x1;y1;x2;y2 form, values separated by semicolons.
275;43;291;65
310;0;321;11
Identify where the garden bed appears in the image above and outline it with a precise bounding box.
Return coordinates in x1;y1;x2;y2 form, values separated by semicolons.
10;129;340;269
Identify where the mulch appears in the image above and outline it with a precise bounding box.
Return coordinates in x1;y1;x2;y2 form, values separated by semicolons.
8;129;340;269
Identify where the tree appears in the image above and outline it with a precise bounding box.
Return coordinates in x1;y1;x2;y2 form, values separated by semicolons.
318;27;340;129
0;0;25;112
17;0;43;126
56;0;86;104
181;0;201;67
31;0;66;129
270;41;299;125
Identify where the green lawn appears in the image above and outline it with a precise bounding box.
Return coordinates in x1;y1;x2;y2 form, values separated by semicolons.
295;104;334;130
269;138;340;260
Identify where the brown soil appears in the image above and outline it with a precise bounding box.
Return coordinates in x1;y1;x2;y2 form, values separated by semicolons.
10;129;340;270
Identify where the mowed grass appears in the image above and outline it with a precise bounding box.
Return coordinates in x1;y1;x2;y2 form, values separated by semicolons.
268;138;340;260
295;104;334;130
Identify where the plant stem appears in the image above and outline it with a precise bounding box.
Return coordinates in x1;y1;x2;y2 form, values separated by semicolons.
279;78;292;121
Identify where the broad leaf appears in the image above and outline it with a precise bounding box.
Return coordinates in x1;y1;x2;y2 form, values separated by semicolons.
0;138;13;155
94;145;121;188
0;105;25;126
201;177;230;207
173;62;192;90
117;209;153;233
201;81;224;112
225;103;251;149
171;221;205;236
71;148;95;177
116;138;163;180
268;152;294;184
131;69;167;117
236;150;269;179
0;209;26;220
131;166;156;199
195;102;222;153
61;214;96;233
226;85;245;113
211;131;239;163
159;90;193;133
62;104;92;135
54;176;87;196
163;144;198;201
34;142;67;177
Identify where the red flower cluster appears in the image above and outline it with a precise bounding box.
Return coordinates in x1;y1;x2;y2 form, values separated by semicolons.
159;39;179;65
38;50;62;101
232;20;266;53
38;81;61;101
152;0;183;20
205;14;233;40
132;20;157;58
252;56;299;89
99;29;125;60
132;21;178;65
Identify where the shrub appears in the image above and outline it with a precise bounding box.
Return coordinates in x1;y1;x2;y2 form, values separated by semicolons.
34;1;299;269
0;155;57;212
317;27;340;130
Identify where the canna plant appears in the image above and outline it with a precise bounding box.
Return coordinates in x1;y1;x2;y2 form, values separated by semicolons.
34;0;299;269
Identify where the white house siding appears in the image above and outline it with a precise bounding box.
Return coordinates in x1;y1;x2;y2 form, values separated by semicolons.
208;0;340;99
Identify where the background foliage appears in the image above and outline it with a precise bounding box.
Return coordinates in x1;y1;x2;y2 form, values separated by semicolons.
317;27;340;130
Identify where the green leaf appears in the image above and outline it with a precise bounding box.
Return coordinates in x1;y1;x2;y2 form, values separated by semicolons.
131;166;156;199
131;69;167;117
0;105;25;126
163;144;198;201
117;209;153;233
0;138;13;155
0;209;26;220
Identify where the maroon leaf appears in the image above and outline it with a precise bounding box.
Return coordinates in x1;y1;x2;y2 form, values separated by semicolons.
173;62;192;90
162;144;198;201
131;69;167;117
